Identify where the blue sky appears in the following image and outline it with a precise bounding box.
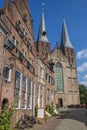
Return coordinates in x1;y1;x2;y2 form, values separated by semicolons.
0;0;87;86
29;0;87;86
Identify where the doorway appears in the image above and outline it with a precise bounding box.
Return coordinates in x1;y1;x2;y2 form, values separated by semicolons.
58;98;63;107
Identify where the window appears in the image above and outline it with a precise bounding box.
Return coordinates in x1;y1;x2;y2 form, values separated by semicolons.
55;62;64;92
16;40;19;48
71;58;74;63
23;13;27;22
12;36;19;48
14;71;20;108
45;53;48;59
71;49;73;56
40;66;43;77
29;58;32;64
21;76;26;108
23;28;26;36
29;45;32;52
47;89;50;104
27;80;32;109
15;20;21;31
4;66;11;82
12;36;16;45
45;73;48;80
22;49;26;57
68;57;70;64
49;76;50;83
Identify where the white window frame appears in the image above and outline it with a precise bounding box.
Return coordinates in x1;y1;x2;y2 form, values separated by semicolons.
21;75;26;109
4;65;11;82
14;70;21;109
27;80;32;109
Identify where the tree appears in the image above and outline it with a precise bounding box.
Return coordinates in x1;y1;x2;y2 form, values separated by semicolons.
79;84;87;104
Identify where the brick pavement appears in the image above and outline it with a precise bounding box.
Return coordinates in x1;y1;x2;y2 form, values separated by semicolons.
55;108;87;130
28;116;62;130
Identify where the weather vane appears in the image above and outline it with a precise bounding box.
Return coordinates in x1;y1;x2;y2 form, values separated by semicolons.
42;2;45;11
62;11;64;19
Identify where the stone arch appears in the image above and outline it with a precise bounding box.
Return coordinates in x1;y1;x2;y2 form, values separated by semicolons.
55;62;63;68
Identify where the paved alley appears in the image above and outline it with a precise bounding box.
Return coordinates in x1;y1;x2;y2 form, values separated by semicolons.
55;108;87;130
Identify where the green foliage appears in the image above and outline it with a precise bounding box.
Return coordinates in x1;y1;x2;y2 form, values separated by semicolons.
79;84;87;104
46;104;54;115
0;108;13;130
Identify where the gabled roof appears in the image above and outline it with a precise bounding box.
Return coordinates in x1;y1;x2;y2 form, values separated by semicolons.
60;19;73;49
37;9;49;43
51;42;59;53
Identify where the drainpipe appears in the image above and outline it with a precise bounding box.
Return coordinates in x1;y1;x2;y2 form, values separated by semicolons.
0;37;7;112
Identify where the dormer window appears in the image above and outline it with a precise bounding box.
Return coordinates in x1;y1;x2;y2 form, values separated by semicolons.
26;41;30;48
22;49;26;57
12;36;16;45
42;31;46;35
23;13;27;22
16;40;19;48
23;28;26;36
29;58;32;64
20;30;25;38
15;20;21;31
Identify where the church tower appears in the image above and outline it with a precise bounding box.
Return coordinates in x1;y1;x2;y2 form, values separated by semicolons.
36;5;50;60
60;19;75;67
60;19;79;106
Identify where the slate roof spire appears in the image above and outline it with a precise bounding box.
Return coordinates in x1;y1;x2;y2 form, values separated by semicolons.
37;3;49;43
60;18;73;49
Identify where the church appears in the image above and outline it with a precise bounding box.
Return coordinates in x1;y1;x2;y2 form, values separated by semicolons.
35;4;80;107
0;0;79;116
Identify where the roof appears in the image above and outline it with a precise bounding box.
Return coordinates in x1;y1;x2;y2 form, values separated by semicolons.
60;19;73;49
37;9;49;43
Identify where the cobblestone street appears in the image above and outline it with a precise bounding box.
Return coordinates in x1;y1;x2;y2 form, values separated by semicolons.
28;108;87;130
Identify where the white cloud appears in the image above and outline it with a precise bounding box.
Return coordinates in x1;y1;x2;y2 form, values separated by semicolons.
83;74;87;80
77;49;87;59
79;81;87;87
77;62;87;72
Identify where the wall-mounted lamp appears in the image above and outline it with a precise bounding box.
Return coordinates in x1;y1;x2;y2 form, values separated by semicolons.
9;56;16;68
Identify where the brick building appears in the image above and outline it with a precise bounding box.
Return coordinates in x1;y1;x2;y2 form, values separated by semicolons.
0;0;36;117
0;0;79;117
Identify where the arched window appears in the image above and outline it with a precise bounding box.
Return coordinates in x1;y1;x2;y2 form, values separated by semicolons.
55;62;64;92
2;98;9;110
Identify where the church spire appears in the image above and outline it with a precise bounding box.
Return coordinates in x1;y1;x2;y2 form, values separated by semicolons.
60;18;73;49
37;3;49;43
